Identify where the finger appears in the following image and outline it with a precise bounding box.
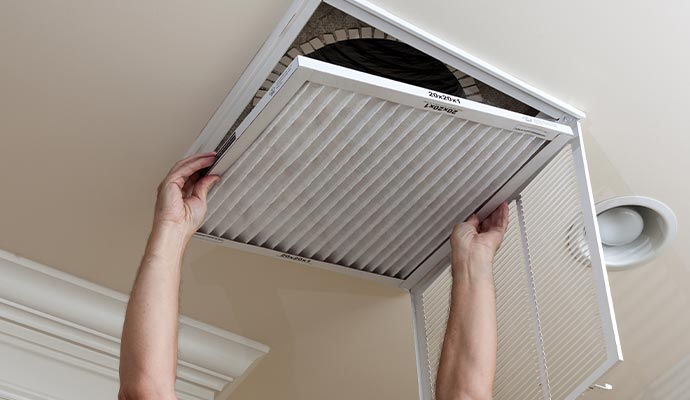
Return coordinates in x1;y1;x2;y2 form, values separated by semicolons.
464;214;480;230
192;175;221;203
480;207;496;233
452;215;479;238
495;202;508;231
182;171;201;197
484;202;508;234
500;202;509;231
480;206;498;232
167;152;216;175
165;154;216;187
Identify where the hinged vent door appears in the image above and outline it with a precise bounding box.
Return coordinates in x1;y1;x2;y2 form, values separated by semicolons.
411;145;622;400
196;56;573;282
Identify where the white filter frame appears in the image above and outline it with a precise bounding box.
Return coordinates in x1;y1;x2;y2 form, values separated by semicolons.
185;0;621;399
195;55;574;286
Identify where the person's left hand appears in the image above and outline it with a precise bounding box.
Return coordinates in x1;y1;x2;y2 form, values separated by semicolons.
153;152;221;240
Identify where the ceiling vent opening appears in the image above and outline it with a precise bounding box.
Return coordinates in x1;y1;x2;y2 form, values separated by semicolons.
307;39;464;97
219;3;538;152
186;1;622;399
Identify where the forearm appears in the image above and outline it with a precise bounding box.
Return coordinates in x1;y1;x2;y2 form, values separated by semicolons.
119;224;188;399
435;264;497;400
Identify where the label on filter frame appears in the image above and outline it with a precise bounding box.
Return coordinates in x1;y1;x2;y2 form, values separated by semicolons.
427;90;462;105
268;61;298;97
423;102;459;115
514;125;548;138
278;253;312;264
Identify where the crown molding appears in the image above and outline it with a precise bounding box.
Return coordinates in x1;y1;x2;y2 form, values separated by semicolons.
0;249;268;400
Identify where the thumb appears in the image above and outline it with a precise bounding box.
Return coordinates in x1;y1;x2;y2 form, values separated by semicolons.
451;217;479;248
193;175;221;203
452;215;479;238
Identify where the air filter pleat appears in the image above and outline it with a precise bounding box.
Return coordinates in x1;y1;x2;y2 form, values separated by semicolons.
240;100;404;244
383;135;543;278
520;146;608;400
318;117;467;265
211;88;356;238
369;126;510;274
272;110;443;252
224;94;382;241
382;135;538;277
257;102;416;248
203;83;324;228
326;120;484;267
317;118;474;264
291;116;458;256
421;202;544;400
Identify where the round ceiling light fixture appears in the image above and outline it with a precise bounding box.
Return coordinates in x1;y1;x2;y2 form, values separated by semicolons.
595;196;677;271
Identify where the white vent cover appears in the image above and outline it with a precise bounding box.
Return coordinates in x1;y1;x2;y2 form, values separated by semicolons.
412;147;621;400
198;56;572;282
419;202;543;400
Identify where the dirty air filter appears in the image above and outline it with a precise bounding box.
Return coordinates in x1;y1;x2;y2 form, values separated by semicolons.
198;56;572;280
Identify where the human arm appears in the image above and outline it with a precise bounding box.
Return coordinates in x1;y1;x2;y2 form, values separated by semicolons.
118;153;220;400
434;202;509;400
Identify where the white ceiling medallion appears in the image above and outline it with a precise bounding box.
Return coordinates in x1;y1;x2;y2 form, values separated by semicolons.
596;196;677;271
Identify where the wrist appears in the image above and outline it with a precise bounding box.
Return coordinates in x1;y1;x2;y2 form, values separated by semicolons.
145;223;190;262
451;258;495;283
153;220;192;238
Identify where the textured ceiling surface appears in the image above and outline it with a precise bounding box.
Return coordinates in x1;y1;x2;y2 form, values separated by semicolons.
1;1;689;399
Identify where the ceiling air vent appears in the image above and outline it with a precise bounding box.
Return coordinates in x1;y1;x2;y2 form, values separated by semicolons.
186;0;622;399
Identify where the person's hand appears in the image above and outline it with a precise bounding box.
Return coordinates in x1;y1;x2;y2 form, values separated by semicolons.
153;152;221;240
450;202;509;280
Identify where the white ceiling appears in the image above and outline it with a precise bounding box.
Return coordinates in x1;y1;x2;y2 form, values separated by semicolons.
1;0;689;399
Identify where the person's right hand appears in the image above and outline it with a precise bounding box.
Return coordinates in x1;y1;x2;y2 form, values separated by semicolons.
153;152;221;241
450;202;509;280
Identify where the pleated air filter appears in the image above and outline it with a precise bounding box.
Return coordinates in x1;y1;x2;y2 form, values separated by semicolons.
198;56;572;281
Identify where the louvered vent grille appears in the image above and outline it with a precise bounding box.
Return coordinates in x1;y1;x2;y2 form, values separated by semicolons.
421;202;544;400
201;78;548;278
420;263;451;399
418;146;615;400
494;201;544;400
520;146;608;400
